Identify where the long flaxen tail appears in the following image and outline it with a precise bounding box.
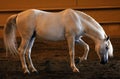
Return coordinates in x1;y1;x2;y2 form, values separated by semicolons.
4;14;18;56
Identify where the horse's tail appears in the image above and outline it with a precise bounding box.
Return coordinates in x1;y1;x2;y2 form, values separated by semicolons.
4;14;18;56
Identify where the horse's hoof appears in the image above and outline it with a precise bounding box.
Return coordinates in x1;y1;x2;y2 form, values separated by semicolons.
79;57;87;62
73;68;79;73
32;70;39;75
24;72;30;76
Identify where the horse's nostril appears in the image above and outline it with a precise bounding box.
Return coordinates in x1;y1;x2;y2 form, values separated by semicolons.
100;60;108;65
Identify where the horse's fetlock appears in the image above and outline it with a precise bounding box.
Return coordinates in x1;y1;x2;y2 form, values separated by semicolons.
73;67;79;72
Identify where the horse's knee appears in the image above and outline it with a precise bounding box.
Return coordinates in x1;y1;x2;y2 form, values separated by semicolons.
86;44;89;51
18;47;26;58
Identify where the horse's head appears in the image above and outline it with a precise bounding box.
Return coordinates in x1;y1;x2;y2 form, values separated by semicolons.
95;36;113;64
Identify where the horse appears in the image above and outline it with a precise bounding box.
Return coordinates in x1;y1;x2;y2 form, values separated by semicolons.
4;9;113;74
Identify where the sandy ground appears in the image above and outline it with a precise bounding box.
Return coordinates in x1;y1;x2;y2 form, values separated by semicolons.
0;37;120;79
0;56;120;79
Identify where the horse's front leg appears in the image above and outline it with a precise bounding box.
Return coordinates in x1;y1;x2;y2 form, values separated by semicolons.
66;35;79;72
76;38;89;62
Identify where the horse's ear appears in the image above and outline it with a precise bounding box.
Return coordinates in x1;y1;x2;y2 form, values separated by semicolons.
105;36;110;41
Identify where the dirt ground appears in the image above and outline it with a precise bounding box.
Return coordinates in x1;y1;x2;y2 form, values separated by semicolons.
0;37;120;79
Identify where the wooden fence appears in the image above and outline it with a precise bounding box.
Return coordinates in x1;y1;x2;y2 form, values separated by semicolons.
0;0;120;38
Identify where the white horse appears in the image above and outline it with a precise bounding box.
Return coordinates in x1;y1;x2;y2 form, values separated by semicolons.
4;9;113;74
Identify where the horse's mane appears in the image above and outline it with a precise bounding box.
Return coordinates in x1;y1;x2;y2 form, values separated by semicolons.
76;11;103;30
76;10;106;38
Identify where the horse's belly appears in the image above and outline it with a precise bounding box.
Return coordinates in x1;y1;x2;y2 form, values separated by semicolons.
37;32;65;41
36;26;65;41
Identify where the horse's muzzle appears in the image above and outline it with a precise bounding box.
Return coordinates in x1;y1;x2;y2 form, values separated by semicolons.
100;59;108;64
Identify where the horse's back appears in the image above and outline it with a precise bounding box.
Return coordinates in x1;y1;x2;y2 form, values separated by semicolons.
15;9;84;40
35;9;83;41
16;9;78;28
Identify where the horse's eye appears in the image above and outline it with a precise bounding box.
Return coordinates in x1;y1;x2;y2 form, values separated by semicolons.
106;46;109;50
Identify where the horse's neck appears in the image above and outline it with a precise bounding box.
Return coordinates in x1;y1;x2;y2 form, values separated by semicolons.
82;17;106;44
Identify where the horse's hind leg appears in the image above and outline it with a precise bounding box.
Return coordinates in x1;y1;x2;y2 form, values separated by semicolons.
25;36;37;73
18;38;30;74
